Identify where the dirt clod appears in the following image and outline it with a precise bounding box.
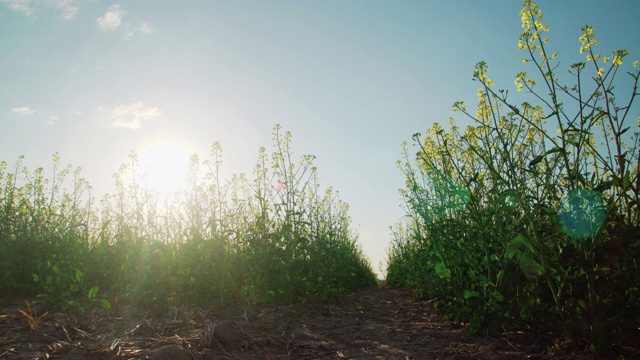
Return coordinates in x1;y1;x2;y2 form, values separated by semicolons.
146;344;193;360
213;320;239;345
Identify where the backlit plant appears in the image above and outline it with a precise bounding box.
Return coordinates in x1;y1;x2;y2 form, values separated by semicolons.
388;1;639;355
0;125;375;317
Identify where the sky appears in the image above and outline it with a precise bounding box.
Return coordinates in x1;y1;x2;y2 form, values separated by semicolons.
2;0;640;277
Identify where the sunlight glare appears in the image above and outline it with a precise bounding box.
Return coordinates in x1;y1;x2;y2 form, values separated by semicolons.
137;140;194;195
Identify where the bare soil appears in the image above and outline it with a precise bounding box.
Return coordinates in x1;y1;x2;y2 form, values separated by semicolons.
0;285;635;359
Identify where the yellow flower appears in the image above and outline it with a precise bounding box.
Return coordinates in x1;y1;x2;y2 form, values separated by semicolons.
597;67;604;77
586;55;592;61
522;58;528;63
603;56;609;63
634;60;638;67
517;83;524;92
551;52;557;59
613;56;623;66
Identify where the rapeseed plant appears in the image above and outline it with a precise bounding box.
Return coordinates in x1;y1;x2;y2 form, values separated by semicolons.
389;1;639;355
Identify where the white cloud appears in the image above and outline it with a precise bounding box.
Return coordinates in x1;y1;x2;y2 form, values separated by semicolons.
4;0;33;15
10;106;58;124
11;106;37;115
52;0;78;20
97;4;123;31
111;101;162;129
2;0;78;19
139;22;151;34
124;21;153;39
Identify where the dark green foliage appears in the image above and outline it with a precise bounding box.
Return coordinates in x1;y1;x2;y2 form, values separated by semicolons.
388;1;639;355
0;125;376;312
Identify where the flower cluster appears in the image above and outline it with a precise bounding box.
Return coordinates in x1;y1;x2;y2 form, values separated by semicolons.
518;0;549;53
579;26;598;54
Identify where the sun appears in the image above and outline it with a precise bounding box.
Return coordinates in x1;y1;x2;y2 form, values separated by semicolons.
136;140;194;195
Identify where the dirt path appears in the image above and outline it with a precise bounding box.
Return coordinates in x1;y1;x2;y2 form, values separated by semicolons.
0;285;597;359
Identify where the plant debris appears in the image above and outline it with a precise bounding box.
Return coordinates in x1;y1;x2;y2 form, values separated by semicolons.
1;285;637;359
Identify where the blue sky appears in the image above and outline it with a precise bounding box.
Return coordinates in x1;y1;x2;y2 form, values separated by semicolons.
2;0;639;276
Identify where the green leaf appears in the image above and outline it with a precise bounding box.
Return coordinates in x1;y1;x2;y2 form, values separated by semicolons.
507;233;534;258
618;126;630;136
434;262;451;279
88;286;99;301
67;300;81;309
32;274;39;282
529;154;545;167
98;299;111;311
594;180;613;192
529;147;563;167
506;234;543;276
518;254;544;276
75;269;84;283
464;290;480;299
490;291;504;302
623;171;631;188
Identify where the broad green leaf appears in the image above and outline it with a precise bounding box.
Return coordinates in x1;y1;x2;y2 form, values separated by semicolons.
434;262;451;279
506;233;534;258
490;291;504;302
67;300;80;309
99;299;111;311
88;285;99;301
518;253;544;276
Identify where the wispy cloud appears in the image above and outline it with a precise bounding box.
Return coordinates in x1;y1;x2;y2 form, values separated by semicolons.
97;4;123;31
10;106;58;124
45;115;58;125
2;0;78;19
139;22;151;34
11;106;37;115
111;101;161;129
124;21;153;39
4;0;33;16
52;0;78;20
